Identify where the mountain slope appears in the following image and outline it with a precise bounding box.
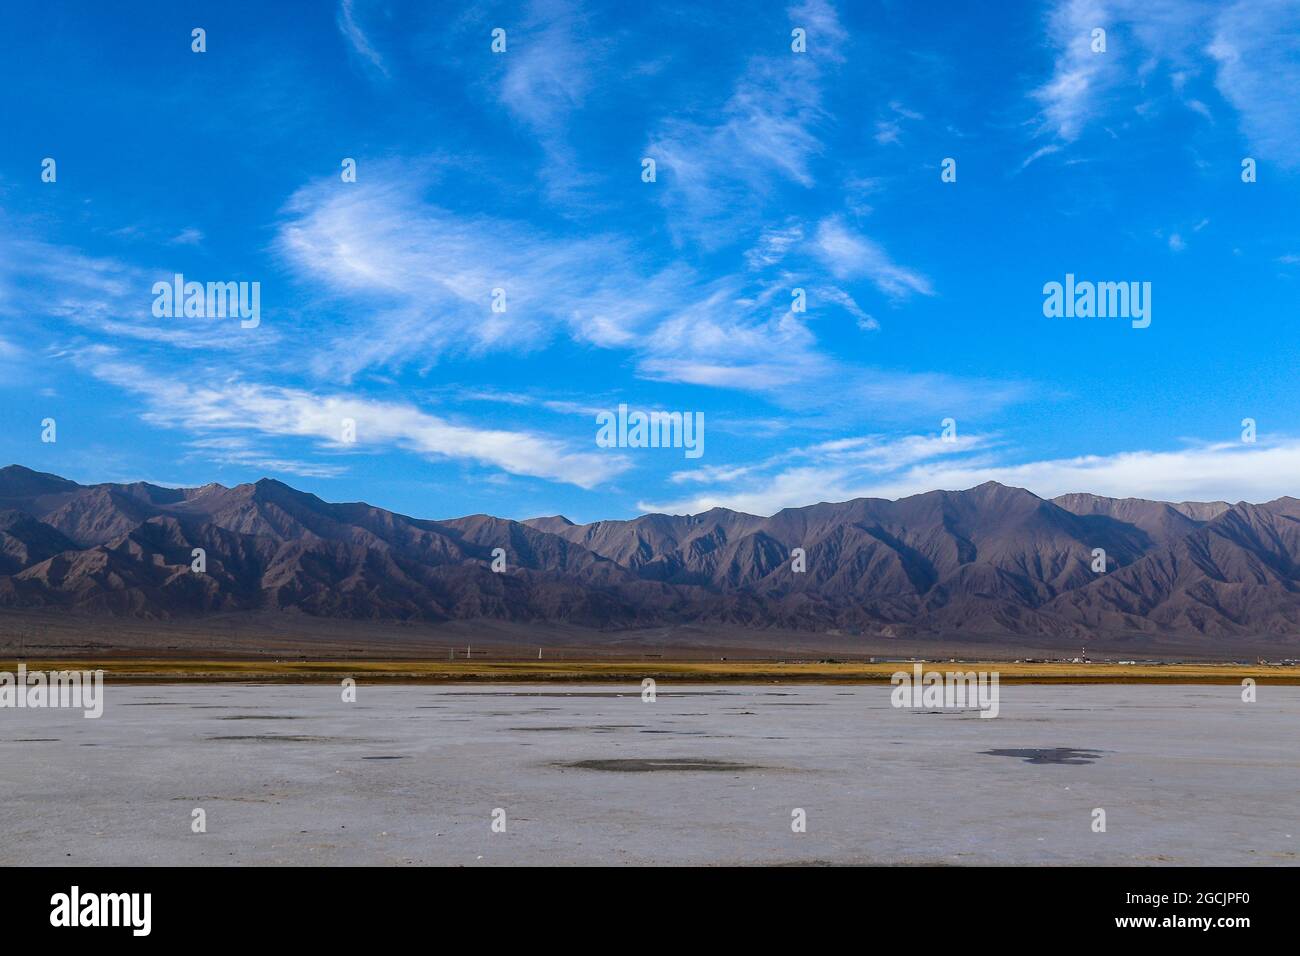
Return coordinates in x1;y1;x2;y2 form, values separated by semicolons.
1;465;1298;645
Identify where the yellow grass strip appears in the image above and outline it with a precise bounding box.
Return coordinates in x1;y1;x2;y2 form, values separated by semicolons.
4;658;1297;685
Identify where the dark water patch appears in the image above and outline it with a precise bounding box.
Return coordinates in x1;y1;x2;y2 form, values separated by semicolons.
123;702;185;706
763;702;826;706
512;725;582;732
361;755;409;760
205;735;372;744
216;715;304;720
982;748;1103;765
509;725;642;732
8;738;60;742
558;757;768;773
171;794;275;803
190;705;257;710
639;729;706;735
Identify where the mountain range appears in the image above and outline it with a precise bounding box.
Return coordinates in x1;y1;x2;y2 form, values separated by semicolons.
2;464;1298;647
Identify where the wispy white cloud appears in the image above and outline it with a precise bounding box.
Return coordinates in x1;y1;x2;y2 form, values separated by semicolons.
184;436;348;479
788;0;848;58
647;432;1300;516
813;217;934;298
0;333;24;387
78;349;629;488
0;163;1017;471
646;432;989;514
859;439;1300;505
498;0;592;133
646;0;846;248
337;0;390;79
1032;0;1111;143
0;237;272;352
275;171;690;375
744;221;805;270
169;227;204;246
638;287;825;392
811;285;875;329
275;170;984;406
874;101;924;146
458;389;608;417
496;0;601;198
1018;143;1062;173
1030;0;1298;168
1209;0;1300;169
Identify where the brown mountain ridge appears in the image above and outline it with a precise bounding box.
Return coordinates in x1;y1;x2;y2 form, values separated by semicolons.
1;464;1297;646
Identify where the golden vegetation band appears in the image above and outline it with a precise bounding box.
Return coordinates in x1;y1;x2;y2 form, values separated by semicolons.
5;658;1296;685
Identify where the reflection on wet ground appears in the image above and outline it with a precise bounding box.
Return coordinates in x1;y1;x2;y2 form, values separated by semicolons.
559;757;770;772
983;747;1104;765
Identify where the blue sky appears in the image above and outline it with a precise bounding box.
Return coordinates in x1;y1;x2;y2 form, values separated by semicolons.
2;0;1299;522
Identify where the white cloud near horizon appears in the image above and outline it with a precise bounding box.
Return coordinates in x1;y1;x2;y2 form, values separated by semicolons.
183;436;350;479
643;433;1300;516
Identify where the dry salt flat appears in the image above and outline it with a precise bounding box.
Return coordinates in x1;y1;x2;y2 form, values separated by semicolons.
0;683;1296;866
